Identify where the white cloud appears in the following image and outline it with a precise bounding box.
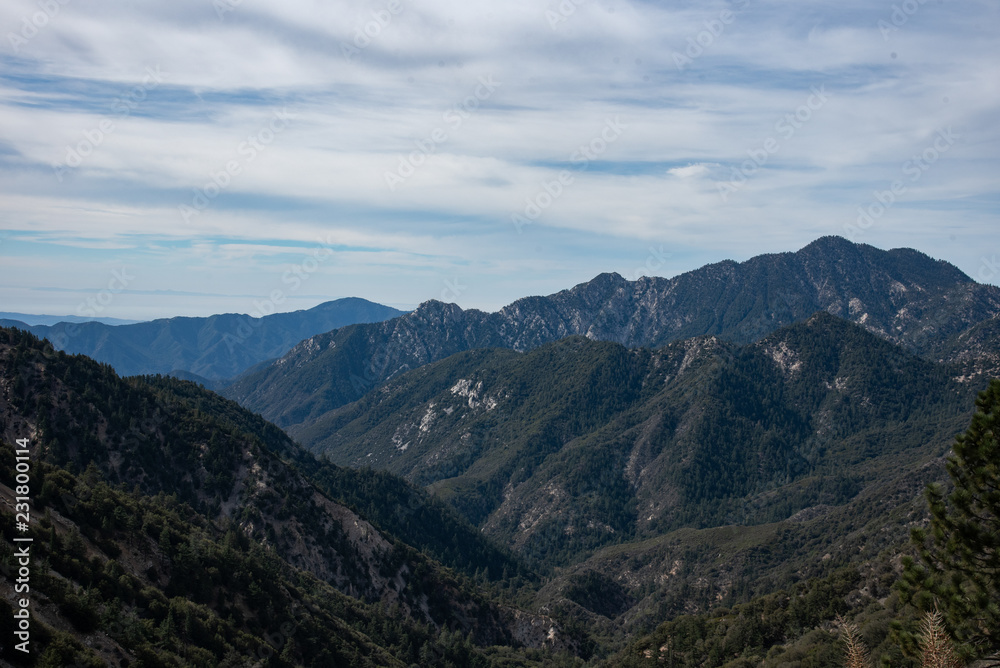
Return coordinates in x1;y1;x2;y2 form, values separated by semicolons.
668;163;715;179
0;0;997;318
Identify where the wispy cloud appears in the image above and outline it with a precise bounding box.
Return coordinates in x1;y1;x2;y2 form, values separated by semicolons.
0;0;997;317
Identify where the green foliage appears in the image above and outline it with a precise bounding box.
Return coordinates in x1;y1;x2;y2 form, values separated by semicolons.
302;313;973;570
0;438;553;666
604;566;915;668
0;328;555;666
901;378;1000;660
136;372;531;585
563;570;634;619
1;295;995;667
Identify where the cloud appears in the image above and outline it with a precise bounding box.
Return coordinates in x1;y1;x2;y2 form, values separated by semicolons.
668;163;716;179
0;0;997;318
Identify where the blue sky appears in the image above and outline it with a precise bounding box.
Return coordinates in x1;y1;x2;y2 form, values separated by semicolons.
1;0;998;319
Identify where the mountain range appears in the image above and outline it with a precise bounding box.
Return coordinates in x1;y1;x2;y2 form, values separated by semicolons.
0;297;403;382
0;313;142;327
2;236;998;666
285;312;984;652
223;236;1000;434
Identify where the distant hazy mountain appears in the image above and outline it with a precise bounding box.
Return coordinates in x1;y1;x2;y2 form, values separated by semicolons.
4;297;404;380
224;236;1000;430
0;312;144;326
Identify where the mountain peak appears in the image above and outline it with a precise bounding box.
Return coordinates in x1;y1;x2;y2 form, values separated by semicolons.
413;299;464;315
593;271;628;283
797;236;972;285
798;235;867;257
566;271;629;297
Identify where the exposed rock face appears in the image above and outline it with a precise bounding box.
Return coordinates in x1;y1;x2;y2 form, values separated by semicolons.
929;314;1000;382
502;607;576;653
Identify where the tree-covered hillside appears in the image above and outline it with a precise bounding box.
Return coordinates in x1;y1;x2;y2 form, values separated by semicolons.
2;267;995;665
305;313;977;571
0;327;573;666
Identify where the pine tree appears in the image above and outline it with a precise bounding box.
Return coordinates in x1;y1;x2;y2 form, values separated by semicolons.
902;379;1000;660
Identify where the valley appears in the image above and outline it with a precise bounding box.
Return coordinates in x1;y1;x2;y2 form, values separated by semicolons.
1;238;998;666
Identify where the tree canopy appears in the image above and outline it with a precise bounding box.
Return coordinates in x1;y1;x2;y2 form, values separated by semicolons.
904;378;1000;660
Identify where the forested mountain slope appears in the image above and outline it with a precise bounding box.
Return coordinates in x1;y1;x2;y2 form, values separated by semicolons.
304;313;975;570
0;328;572;666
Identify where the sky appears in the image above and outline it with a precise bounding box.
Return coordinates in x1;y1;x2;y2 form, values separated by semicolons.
1;0;998;320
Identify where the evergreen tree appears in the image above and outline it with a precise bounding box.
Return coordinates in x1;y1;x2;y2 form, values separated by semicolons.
903;379;1000;660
